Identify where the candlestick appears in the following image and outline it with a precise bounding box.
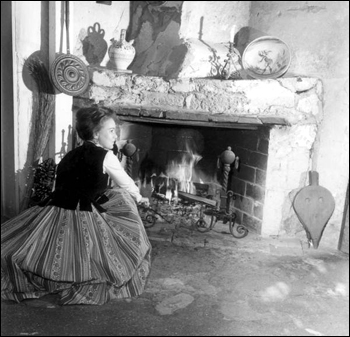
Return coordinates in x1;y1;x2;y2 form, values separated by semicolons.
220;27;242;80
230;25;236;44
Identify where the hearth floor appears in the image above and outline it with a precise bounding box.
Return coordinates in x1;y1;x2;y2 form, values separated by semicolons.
1;220;349;336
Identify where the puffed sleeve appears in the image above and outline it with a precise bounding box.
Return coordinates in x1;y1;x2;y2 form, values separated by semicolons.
103;150;142;203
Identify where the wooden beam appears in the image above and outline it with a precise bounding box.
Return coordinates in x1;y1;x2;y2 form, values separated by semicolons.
117;116;259;130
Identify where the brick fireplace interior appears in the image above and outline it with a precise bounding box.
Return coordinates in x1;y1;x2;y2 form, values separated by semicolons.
118;121;270;233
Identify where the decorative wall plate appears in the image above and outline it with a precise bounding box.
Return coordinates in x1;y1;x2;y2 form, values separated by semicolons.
242;36;291;79
50;1;89;96
50;53;90;96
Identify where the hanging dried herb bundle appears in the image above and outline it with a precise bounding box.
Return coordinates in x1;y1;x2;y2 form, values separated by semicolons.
23;57;56;209
26;57;55;162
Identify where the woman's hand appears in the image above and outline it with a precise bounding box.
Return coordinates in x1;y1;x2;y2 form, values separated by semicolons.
139;197;150;208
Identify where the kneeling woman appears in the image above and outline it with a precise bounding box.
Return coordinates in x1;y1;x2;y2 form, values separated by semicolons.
1;107;152;305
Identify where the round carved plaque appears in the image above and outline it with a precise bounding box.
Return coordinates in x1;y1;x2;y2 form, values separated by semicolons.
50;54;90;96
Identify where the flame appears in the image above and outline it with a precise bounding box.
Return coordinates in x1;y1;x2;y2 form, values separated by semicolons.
173;183;179;205
140;129;221;198
165;177;172;203
166;142;202;194
165;189;172;202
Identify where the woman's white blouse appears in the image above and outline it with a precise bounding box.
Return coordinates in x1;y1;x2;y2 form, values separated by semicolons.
103;150;142;203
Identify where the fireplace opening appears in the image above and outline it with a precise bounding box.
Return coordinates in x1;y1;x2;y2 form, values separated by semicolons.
118;121;270;234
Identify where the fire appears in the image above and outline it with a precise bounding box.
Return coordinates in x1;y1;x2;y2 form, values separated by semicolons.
166;144;202;194
139;129;221;201
173;183;178;205
165;189;172;202
165;177;172;203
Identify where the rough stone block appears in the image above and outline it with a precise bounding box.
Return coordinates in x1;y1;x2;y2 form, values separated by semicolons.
255;169;266;187
238;148;268;171
230;177;246;197
242;213;262;233
142;92;184;108
91;68;127;87
169;79;196;93
254;202;264;220
234;195;253;214
234;164;256;184
246;183;265;202
236;132;259;151
257;138;269;154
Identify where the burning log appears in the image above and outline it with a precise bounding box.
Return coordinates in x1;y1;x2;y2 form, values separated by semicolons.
177;191;217;207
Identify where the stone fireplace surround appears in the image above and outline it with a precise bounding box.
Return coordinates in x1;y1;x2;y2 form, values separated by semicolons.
73;67;322;237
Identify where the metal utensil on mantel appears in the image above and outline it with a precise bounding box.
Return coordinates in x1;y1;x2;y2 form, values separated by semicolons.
293;171;335;248
50;1;89;96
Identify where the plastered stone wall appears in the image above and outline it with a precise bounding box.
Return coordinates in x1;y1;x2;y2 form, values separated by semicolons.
263;124;317;237
72;1;130;68
124;1;349;247
179;1;250;42
4;1;132;215
7;1;347;248
129;1;250;78
10;1;43;212
248;1;349;248
129;1;183;77
76;1;347;248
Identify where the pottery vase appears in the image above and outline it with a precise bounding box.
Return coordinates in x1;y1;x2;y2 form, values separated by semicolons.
108;29;135;72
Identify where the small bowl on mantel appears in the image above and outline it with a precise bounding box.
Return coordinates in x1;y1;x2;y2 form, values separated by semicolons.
242;36;291;79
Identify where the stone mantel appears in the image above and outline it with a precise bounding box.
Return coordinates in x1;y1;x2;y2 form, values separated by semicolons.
74;67;323;129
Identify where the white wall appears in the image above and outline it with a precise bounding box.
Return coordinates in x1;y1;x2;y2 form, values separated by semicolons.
51;1;130;164
6;1;349;250
1;1;17;218
179;1;250;42
249;1;349;248
73;1;130;67
8;1;131;213
12;1;43;211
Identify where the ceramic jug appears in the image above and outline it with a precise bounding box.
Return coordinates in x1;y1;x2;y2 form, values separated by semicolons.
108;29;135;72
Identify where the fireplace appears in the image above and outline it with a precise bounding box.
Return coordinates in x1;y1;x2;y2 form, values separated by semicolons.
73;67;322;237
117;122;270;234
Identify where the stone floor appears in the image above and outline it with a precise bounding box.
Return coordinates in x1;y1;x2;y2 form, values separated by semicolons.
1;220;349;336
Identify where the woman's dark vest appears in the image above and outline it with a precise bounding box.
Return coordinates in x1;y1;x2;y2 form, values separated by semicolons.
50;142;109;212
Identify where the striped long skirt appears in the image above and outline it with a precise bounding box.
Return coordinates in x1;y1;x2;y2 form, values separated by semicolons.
1;188;152;305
